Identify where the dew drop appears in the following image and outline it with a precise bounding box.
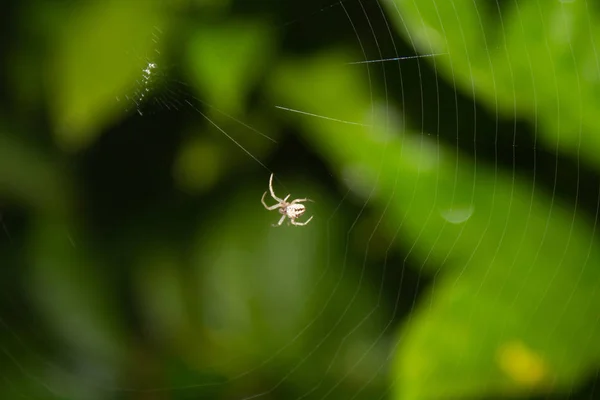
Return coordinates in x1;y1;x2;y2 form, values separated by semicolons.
439;205;474;224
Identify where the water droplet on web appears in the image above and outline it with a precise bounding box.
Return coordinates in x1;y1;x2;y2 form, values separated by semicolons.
439;205;474;224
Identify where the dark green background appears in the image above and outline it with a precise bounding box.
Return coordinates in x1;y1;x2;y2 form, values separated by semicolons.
1;0;600;399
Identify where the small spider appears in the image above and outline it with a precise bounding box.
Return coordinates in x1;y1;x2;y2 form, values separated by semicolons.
261;173;313;227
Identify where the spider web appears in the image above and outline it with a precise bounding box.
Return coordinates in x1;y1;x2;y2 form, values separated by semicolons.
1;0;600;399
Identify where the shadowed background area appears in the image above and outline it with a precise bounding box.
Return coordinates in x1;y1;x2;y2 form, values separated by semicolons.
1;0;600;399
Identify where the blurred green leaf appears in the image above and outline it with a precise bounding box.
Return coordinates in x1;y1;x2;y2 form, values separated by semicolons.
387;0;600;170
172;133;224;194
186;18;276;115
394;261;600;400
27;217;128;368
0;121;69;214
133;246;194;349
270;51;600;400
47;0;167;151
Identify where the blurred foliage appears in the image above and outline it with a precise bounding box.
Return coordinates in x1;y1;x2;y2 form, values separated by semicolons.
270;49;600;400
186;19;276;115
46;0;167;151
1;0;600;399
389;0;600;170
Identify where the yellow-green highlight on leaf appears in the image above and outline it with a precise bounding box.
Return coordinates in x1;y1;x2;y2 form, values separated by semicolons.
497;340;549;387
269;50;600;400
386;0;600;171
392;263;599;400
185;19;276;115
48;0;167;151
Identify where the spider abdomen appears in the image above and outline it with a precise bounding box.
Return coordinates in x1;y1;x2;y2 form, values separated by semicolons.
285;204;306;218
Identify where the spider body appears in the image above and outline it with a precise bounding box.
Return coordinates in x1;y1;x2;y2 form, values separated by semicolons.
281;203;306;218
261;173;313;227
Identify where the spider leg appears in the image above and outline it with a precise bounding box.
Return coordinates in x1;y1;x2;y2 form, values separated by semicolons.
290;198;313;204
291;215;313;226
268;173;285;203
272;214;286;227
261;192;281;210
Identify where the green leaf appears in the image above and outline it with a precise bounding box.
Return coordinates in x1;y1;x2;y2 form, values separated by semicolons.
0;121;69;214
47;0;166;151
394;261;600;399
172;135;224;194
185;19;276;115
27;217;128;365
269;51;600;399
386;0;600;170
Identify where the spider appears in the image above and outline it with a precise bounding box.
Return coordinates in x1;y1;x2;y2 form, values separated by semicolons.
261;173;313;227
